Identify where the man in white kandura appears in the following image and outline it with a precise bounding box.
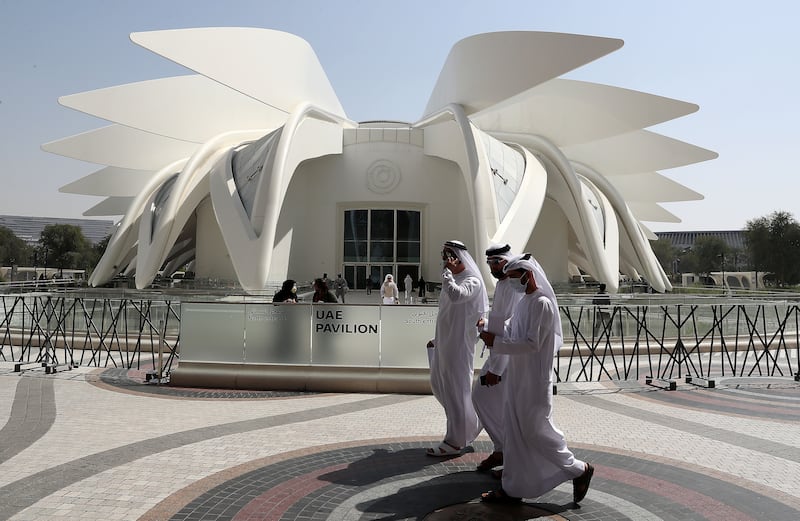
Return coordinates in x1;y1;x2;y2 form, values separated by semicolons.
380;274;399;305
426;240;489;456
403;273;414;303
471;243;524;472
479;253;594;504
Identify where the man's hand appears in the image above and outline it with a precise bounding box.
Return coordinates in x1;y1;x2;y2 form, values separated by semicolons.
479;330;495;346
444;256;460;273
483;372;501;386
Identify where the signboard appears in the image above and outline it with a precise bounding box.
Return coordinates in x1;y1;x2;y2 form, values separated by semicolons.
180;302;245;363
379;305;437;368
244;303;312;364
311;305;380;366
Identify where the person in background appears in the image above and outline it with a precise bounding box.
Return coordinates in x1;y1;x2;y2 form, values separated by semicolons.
272;279;298;303
404;273;414;303
418;276;426;299
380;274;399;304
312;278;338;303
335;273;349;303
366;276;373;295
592;283;612;335
426;240;488;457
479;254;593;504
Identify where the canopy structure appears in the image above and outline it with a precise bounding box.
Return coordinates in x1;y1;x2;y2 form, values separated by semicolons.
44;28;716;293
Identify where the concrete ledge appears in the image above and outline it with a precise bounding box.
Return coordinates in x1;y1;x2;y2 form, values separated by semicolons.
170;362;433;394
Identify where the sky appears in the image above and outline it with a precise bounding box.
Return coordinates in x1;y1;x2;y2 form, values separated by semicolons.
1;0;797;232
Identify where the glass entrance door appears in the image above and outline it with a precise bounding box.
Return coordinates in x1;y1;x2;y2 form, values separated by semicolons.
371;265;394;289
344;265;367;290
343;208;421;293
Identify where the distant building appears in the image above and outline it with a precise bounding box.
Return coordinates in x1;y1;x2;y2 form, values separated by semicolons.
655;230;746;251
0;215;114;245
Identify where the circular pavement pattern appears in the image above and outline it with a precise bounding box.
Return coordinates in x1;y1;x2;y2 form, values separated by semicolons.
139;440;798;521
87;369;799;520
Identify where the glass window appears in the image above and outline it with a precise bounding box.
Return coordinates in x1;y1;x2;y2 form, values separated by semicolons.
396;241;420;263
343;241;367;262
370;210;394;241
397;210;420;241
344;210;368;241
151;174;179;241
370;241;394;262
344;209;420;283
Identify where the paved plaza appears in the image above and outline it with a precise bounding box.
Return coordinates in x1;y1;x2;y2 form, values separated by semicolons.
0;362;798;520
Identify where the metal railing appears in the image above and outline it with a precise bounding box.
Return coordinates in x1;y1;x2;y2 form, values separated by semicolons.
557;302;800;386
1;291;181;374
2;290;799;384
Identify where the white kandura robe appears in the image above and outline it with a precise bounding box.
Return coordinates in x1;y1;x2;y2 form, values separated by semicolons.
471;277;524;451
492;289;586;498
430;269;485;448
380;281;398;304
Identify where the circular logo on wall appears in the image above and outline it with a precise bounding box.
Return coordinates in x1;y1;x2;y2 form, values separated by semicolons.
367;159;401;194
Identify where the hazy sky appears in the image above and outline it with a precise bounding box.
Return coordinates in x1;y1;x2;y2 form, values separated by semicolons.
1;0;797;232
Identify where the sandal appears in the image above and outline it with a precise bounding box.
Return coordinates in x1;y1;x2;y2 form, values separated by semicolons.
573;462;594;503
476;451;503;471
480;488;521;504
426;441;461;457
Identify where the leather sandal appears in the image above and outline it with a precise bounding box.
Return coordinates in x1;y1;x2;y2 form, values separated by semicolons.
476;451;503;471
426;441;461;457
573;462;594;503
480;488;521;504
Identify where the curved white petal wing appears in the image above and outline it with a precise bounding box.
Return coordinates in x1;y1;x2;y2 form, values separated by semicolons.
58;75;288;143
130;28;346;118
83;197;134;216
60;166;154;197
424;32;623;117
561;130;718;175
42;125;197;170
472;78;698;147
609;172;703;203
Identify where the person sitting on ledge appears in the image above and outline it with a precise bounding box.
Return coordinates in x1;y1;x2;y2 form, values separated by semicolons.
312;278;338;303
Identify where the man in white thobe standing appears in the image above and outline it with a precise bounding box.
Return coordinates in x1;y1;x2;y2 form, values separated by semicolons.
471;243;524;472
479;254;594;504
426;240;489;456
403;273;414;303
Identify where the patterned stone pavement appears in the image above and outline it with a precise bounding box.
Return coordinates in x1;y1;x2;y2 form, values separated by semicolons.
0;362;798;520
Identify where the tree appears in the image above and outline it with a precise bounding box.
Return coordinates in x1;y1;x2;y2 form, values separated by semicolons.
745;211;800;286
649;238;678;278
692;236;729;279
0;225;32;266
38;224;92;275
94;234;111;259
85;233;112;273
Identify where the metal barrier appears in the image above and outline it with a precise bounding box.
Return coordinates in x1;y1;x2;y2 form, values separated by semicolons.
2;292;799;385
558;302;800;387
0;292;180;374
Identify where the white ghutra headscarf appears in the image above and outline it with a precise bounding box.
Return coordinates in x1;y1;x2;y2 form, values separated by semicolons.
443;240;489;314
504;253;563;352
